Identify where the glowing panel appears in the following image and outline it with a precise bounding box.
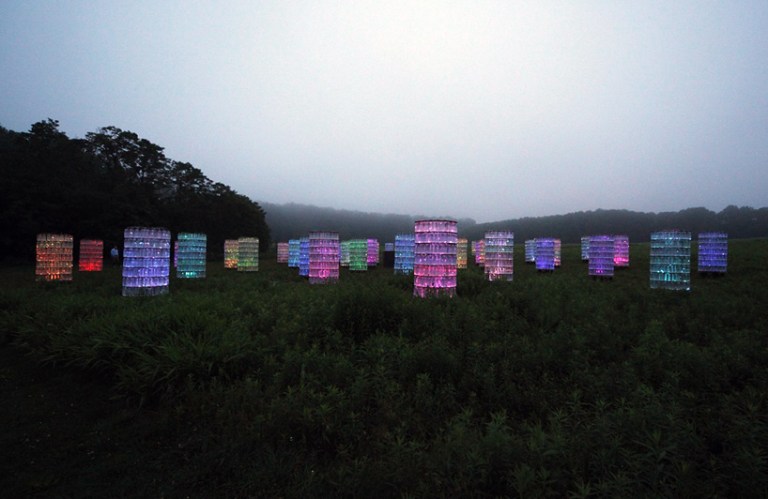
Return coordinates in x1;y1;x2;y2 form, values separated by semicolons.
581;237;589;261
474;240;485;267
298;237;310;277
122;227;170;296
394;233;415;275
288;239;300;268
613;235;630;267
367;239;380;266
698;232;727;273
308;231;340;284
554;239;562;267
177;232;207;278
525;240;536;263
340;241;351;267
36;233;73;281
588;235;614;277
224;239;238;269
457;238;468;269
414;219;457;298
535;238;556;271
650;231;691;291
484;231;514;281
78;239;103;272
237;237;259;272
276;242;289;263
349;239;368;271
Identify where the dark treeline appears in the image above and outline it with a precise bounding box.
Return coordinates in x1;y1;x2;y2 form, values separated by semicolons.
0;120;269;262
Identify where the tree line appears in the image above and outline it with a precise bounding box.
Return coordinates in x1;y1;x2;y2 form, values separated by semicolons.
0;120;270;262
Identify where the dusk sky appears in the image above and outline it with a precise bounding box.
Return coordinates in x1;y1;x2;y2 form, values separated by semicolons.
2;1;766;223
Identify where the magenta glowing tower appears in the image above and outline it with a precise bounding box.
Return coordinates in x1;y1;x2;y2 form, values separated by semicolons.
224;240;238;269
484;231;514;281
36;233;74;281
309;231;340;284
414;220;457;298
122;227;171;296
78;239;103;272
698;232;728;274
535;238;556;271
474;240;485;267
277;242;289;263
588;235;614;278
613;235;630;267
367;239;380;266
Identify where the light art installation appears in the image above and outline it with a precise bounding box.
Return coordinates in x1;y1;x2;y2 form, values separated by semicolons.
457;238;468;269
474;240;485;267
78;239;103;272
384;242;395;252
174;240;179;268
535;238;556;271
614;235;630;267
36;233;73;281
414;219;457;298
650;230;691;291
298;237;310;277
224;239;238;269
309;231;340;284
176;232;207;278
367;239;380;266
122;227;170;296
484;232;514;281
525;240;536;263
340;240;351;267
277;242;289;263
698;232;728;274
581;237;589;261
588;235;614;277
288;239;300;268
554;239;562;267
394;233;415;275
349;239;368;271
237;237;259;272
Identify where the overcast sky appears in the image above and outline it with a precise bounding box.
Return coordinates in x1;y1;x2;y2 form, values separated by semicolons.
2;1;767;222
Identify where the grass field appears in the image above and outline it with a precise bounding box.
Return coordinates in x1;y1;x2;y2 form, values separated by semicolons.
1;240;767;497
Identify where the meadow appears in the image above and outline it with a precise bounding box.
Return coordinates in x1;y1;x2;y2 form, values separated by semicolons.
1;240;767;497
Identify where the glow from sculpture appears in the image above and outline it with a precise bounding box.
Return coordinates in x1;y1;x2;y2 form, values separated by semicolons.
484;232;514;281
474;240;485;266
554;239;562;267
224;240;238;269
698;232;728;273
288;239;300;268
588;235;614;277
122;227;170;296
349;239;368;271
525;240;536;263
36;233;73;281
457;238;468;269
237;237;259;272
385;242;395;252
177;232;207;278
78;239;103;272
394;233;415;275
367;239;380;266
650;231;691;291
613;235;630;267
581;237;589;261
277;242;289;263
299;237;310;276
340;240;351;267
535;238;556;271
309;231;340;284
414;219;457;298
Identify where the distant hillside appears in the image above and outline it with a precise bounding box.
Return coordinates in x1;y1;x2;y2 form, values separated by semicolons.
263;203;768;244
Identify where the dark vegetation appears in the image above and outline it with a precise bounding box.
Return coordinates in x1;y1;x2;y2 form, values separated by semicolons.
2;240;767;496
0;120;269;262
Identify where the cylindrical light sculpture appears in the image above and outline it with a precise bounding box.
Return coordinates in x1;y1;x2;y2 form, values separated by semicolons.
177;232;207;278
698;232;728;274
122;227;170;296
474;240;485;267
78;239;103;272
525;239;536;263
237;237;259;272
554;239;562;267
298;237;310;277
484;231;514;281
340;240;351;267
581;237;589;261
650;231;691;291
308;231;339;284
394;233;415;275
349;239;368;271
224;239;238;269
588;235;614;277
36;233;73;281
277;242;289;263
288;239;300;268
535;238;556;271
457;238;468;269
367;239;380;266
414;219;457;298
614;235;630;267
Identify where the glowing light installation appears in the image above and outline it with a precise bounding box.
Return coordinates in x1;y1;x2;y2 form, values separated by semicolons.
176;232;207;278
385;242;395;251
299;237;310;277
78;239;103;272
276;242;289;263
224;240;238;269
36;233;73;281
122;227;170;296
308;231;340;284
525;240;536;263
650;231;691;291
349;239;368;271
484;231;514;281
394;234;415;274
535;238;556;271
174;240;179;268
414;219;457;298
698;232;728;273
554;239;562;267
340;241;351;267
288;239;300;268
581;237;589;261
588;235;614;277
614;235;630;267
457;238;468;269
237;237;259;272
367;239;380;266
474;240;485;267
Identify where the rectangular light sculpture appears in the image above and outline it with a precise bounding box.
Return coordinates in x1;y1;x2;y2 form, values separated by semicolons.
177;232;207;278
650;230;691;291
698;232;728;274
394;233;415;275
122;227;170;296
78;239;103;272
36;233;74;281
309;231;340;284
588;235;614;277
237;237;259;272
414;219;457;298
224;239;238;269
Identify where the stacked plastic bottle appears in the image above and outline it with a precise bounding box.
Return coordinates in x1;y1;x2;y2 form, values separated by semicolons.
237;237;259;272
349;239;368;271
394;234;415;275
177;232;207;278
78;239;103;272
525;240;536;263
588;235;614;277
308;231;340;284
277;242;289;263
288;239;300;268
535;238;556;271
367;239;380;266
554;239;562;267
384;242;395;252
224;239;238;269
698;232;728;274
581;237;590;261
474;240;485;267
36;233;74;282
340;240;351;267
298;237;310;277
613;235;630;267
457;238;468;269
414;220;457;298
122;227;170;296
650;230;691;291
484;231;514;281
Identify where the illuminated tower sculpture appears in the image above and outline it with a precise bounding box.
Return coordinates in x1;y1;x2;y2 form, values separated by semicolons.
535;238;556;271
349;239;368;271
176;232;207;278
414;219;457;298
299;237;310;277
394;233;415;275
224;240;238;269
650;230;691;291
308;231;340;284
457;238;468;269
614;235;630;267
277;242;289;263
288;239;300;268
554;239;562;267
588;235;614;278
340;240;351;267
525;239;536;263
698;232;728;274
237;237;259;272
474;240;485;267
36;233;73;281
122;227;170;296
484;231;514;281
367;239;380;266
78;239;103;272
581;237;589;261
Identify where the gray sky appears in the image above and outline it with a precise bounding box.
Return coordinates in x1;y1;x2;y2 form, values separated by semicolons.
2;1;767;222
